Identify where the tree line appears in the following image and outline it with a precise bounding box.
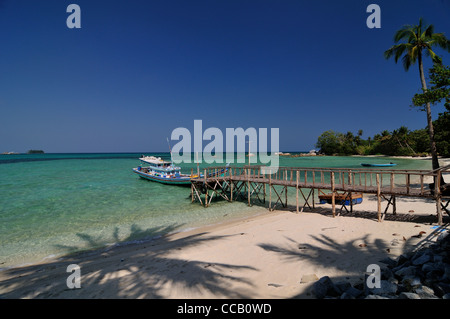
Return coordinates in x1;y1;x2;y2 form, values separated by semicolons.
316;118;448;157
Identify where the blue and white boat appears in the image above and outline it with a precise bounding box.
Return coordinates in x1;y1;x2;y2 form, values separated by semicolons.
132;156;195;185
360;162;397;167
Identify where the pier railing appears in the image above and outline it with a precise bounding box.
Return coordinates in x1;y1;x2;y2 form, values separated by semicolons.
192;164;450;224
197;165;446;196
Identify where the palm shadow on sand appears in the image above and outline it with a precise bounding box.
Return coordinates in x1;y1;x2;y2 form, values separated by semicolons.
0;223;258;298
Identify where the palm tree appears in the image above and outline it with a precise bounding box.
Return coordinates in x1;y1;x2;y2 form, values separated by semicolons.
384;18;450;171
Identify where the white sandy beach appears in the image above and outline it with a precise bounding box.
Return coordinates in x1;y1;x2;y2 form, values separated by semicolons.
0;192;448;299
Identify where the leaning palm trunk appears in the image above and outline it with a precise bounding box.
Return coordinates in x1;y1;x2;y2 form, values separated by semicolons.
418;55;446;189
418;52;441;171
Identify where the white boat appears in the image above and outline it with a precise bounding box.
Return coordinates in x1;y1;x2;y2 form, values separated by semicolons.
132;156;194;185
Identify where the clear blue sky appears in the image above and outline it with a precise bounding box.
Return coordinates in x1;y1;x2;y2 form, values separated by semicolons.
1;0;449;153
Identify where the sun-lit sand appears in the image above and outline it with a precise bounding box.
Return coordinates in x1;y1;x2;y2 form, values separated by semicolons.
1;190;448;299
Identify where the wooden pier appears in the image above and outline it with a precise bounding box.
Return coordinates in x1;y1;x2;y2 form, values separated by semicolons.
190;164;450;224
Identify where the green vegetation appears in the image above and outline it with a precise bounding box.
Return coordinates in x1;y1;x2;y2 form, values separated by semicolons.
384;18;450;169
316;127;430;157
414;63;450;158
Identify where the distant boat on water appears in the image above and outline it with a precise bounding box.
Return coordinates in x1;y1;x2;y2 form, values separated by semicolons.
360;162;397;167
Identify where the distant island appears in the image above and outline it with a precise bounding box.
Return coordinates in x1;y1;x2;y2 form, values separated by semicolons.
27;150;45;154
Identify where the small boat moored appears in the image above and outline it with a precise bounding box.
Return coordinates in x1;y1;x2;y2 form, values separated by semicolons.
132;155;229;186
132;156;194;186
360;162;397;167
319;192;363;205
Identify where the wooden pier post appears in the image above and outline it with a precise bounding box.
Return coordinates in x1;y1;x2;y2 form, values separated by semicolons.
296;170;299;213
392;196;397;215
406;174;411;195
376;173;381;222
269;172;272;211
263;169;266;204
436;171;443;225
247;168;251;206
285;186;288;208
204;168;208;208
331;172;335;217
312;189;315;209
230;168;233;202
191;168;194;203
348;170;353;213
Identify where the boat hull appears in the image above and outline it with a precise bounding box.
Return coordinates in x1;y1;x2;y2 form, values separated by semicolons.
360;163;397;167
319;193;363;205
132;168;192;185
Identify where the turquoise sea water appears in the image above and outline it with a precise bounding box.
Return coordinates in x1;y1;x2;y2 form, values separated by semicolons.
0;153;432;269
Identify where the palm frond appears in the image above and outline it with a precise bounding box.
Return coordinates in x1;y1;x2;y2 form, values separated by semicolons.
410;46;419;61
394;27;416;43
423;46;438;61
423;45;443;65
431;33;450;51
402;53;413;71
423;24;434;39
384;43;412;62
418;17;426;33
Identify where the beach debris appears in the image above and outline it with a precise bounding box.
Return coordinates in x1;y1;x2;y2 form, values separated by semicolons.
298;245;308;250
268;283;283;288
359;243;367;248
300;274;319;283
412;231;427;238
392;233;401;236
409;210;415;213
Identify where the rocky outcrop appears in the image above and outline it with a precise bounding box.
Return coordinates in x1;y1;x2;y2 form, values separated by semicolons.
311;231;450;299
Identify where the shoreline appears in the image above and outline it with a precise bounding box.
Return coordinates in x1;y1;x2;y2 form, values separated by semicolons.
1;194;448;299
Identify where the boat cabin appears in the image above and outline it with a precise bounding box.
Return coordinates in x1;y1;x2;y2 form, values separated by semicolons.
137;156;181;177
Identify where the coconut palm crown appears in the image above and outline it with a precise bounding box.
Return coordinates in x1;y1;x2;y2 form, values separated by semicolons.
384;18;450;71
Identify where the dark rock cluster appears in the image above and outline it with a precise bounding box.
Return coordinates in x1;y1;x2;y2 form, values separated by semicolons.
312;231;450;299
